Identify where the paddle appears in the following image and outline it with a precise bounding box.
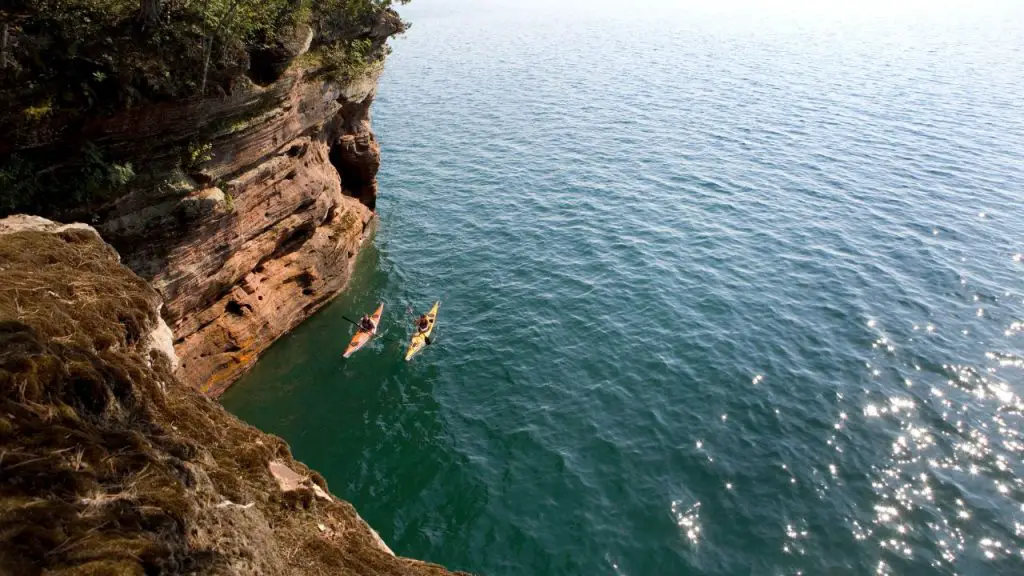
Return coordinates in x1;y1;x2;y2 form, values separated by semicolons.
340;315;404;346
340;315;368;330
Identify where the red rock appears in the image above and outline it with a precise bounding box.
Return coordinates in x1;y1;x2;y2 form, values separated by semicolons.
2;17;395;397
91;68;385;395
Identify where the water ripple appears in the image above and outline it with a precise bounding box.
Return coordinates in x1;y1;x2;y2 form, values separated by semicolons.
225;2;1024;575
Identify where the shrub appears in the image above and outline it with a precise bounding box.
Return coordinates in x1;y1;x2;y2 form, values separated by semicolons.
0;0;410;216
185;142;214;170
1;0;409;118
22;99;53;121
0;144;135;214
314;37;377;83
0;155;37;213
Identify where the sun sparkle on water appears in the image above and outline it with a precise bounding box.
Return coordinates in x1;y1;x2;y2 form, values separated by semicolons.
224;1;1024;573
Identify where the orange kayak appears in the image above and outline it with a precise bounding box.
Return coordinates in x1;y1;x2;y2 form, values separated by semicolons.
343;303;384;358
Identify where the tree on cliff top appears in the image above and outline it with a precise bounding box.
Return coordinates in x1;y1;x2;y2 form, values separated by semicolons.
0;0;410;217
0;0;408;115
138;0;161;27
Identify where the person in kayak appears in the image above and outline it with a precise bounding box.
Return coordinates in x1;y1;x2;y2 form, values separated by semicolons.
416;314;431;333
359;315;376;332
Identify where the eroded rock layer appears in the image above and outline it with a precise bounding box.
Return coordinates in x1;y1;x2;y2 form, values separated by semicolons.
2;11;396;395
90;65;388;394
100;70;386;395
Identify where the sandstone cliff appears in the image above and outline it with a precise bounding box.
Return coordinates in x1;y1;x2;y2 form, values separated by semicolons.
112;63;386;396
1;2;397;395
0;216;463;575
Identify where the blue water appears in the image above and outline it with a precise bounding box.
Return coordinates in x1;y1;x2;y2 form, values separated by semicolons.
222;1;1024;573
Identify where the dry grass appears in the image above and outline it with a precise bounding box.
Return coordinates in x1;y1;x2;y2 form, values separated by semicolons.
0;229;211;574
0;226;467;574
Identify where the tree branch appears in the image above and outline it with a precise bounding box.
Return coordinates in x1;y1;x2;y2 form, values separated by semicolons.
2;24;9;70
200;0;244;96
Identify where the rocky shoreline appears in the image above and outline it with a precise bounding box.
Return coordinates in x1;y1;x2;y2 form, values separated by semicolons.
0;216;464;575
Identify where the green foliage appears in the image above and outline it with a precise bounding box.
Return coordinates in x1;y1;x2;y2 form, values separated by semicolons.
338;0;412;16
3;0;409;118
0;0;411;216
76;143;136;201
312;0;410;36
208;0;293;39
186;142;214;170
314;38;379;83
22;99;53;121
0;144;135;214
0;155;37;213
110;162;136;187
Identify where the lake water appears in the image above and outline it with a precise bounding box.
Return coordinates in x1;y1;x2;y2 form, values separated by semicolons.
222;1;1024;573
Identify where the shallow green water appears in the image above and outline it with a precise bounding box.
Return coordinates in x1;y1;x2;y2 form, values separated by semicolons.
222;1;1024;574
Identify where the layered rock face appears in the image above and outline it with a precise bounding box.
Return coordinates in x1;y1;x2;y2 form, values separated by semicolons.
99;68;387;395
2;20;390;395
0;217;463;575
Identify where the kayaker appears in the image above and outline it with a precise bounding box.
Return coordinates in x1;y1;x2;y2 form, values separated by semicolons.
359;315;376;332
416;314;431;333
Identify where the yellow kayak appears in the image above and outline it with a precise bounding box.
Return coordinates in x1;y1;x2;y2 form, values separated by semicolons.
343;303;384;358
405;301;439;361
